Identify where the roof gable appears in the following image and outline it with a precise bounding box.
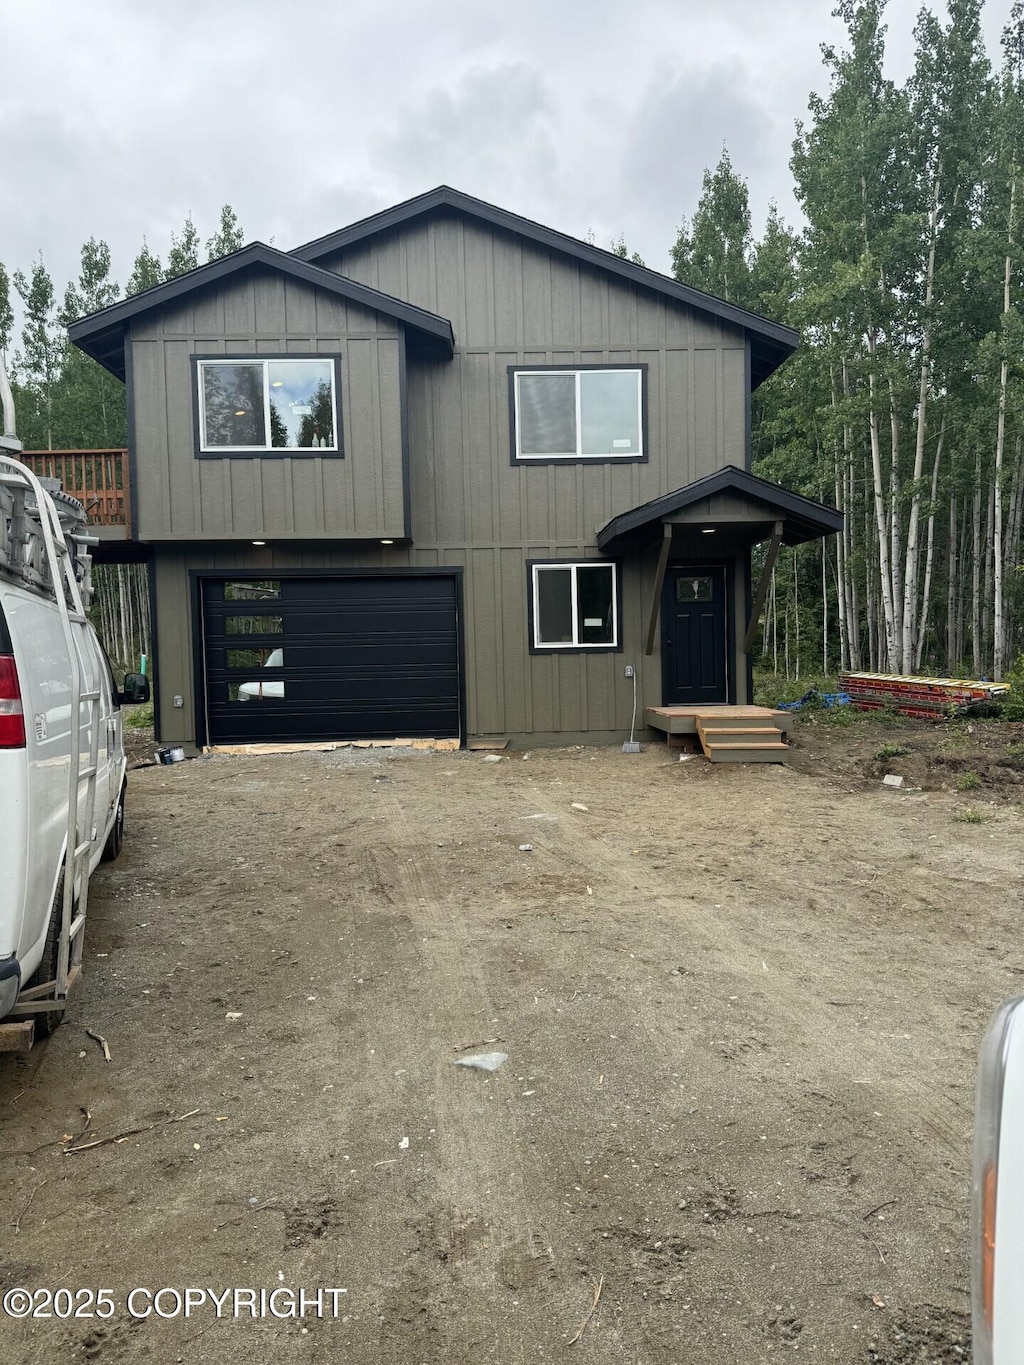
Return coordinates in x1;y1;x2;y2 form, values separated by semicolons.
597;465;843;552
68;242;456;380
292;186;800;388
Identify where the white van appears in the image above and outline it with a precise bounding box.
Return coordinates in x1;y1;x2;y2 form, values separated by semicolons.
0;453;148;1043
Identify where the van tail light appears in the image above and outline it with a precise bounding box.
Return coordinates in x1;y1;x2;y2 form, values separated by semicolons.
0;655;25;748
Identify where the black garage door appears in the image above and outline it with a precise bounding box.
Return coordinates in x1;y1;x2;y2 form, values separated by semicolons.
201;574;461;745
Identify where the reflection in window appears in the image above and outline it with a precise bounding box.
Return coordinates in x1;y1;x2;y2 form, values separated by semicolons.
199;359;337;452
514;369;642;460
225;580;280;601
225;615;283;635
676;576;713;603
227;648;285;670
536;566;573;643
517;374;577;457
532;562;617;649
229;650;285;701
229;679;286;702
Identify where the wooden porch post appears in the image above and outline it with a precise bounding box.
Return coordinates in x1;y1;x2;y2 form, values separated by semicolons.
743;520;784;655
645;523;673;656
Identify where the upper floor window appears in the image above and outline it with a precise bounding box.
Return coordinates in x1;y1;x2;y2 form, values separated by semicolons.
511;366;645;463
196;356;341;455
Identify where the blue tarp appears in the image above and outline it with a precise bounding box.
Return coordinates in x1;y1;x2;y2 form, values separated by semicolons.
777;689;851;712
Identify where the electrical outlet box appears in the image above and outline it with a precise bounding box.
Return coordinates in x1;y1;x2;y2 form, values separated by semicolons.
173;694;184;708
624;665;634;678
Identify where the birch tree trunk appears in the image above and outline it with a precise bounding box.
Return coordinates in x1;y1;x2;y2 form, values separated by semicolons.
834;445;848;670
888;385;904;657
902;179;940;671
971;453;982;676
946;491;958;670
915;423;944;672
982;482;995;669
867;353;900;670
993;173;1016;679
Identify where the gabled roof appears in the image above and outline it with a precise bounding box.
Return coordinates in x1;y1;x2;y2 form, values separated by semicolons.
68;243;456;379
597;465;843;553
292;186;800;389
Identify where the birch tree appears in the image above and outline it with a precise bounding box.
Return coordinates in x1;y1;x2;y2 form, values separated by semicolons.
899;0;992;672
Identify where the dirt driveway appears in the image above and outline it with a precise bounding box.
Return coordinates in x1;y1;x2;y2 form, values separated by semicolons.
3;718;1023;1364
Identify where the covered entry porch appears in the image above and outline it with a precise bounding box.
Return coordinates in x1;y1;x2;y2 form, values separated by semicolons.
597;466;842;761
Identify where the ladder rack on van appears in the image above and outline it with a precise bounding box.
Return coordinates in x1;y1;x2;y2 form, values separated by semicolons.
0;464;97;614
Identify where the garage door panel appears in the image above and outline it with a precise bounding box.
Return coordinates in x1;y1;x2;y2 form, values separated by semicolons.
201;574;461;744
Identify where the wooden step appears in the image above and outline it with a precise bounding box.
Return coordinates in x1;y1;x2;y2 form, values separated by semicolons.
696;712;782;731
699;723;782;741
703;737;789;763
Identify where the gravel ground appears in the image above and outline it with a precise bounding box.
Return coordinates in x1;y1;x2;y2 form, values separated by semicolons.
2;714;1022;1364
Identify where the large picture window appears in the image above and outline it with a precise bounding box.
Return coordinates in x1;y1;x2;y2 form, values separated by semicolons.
196;357;340;455
512;367;644;462
530;561;619;651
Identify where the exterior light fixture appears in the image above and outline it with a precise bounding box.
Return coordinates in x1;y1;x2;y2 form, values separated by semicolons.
702;528;716;534
252;540;266;546
380;539;394;545
234;410;246;417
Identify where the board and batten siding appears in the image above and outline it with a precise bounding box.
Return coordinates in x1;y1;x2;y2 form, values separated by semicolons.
128;271;407;542
152;542;748;750
143;213;756;747
313;211;750;740
319;210;749;525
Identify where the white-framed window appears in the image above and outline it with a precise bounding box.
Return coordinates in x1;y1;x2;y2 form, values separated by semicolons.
196;356;340;454
530;561;619;651
513;367;644;461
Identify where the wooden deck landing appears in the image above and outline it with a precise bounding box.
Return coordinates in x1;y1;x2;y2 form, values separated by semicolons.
645;706;790;764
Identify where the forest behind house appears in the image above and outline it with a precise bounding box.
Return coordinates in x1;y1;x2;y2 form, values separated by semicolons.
2;1;1023;688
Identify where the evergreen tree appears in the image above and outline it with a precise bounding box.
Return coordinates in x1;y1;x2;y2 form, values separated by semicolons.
0;262;13;359
56;239;126;448
791;0;918;672
165;214;201;279
611;234;645;267
206;204;245;261
126;238;163;296
671;148;753;305
12;258;63;450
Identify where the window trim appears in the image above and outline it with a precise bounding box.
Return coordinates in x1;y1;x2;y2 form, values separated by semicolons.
526;558;622;654
191;353;344;459
508;363;647;465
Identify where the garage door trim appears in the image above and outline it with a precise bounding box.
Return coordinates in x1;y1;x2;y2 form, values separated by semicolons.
188;566;465;748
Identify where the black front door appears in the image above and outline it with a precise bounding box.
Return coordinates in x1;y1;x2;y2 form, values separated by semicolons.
661;566;728;705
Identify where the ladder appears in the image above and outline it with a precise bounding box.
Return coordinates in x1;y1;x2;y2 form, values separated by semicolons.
1;449;102;1022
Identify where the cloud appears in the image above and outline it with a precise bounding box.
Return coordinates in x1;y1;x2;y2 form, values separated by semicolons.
615;63;772;268
376;64;558;198
0;0;1016;318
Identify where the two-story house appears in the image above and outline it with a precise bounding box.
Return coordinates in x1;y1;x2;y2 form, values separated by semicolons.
69;187;841;753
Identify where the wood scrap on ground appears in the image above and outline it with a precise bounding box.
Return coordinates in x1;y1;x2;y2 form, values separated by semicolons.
65;1107;203;1154
85;1027;111;1061
568;1275;604;1345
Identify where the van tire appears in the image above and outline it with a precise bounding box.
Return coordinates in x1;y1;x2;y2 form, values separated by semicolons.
102;783;125;862
28;873;68;1037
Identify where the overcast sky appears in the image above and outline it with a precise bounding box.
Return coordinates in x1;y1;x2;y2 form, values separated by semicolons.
1;0;1016;310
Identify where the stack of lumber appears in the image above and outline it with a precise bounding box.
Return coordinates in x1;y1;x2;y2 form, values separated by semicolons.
838;671;1009;718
